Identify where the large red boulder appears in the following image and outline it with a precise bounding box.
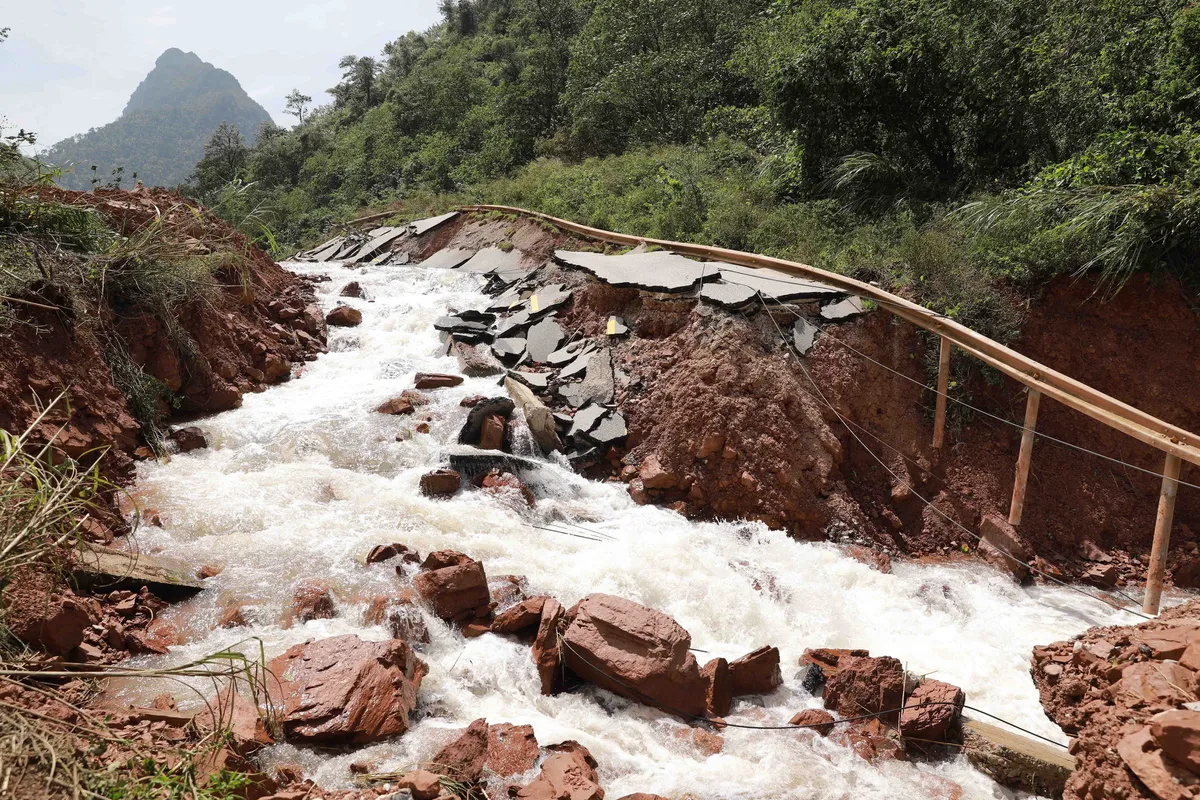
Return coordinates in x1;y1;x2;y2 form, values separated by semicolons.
899;679;964;741
515;741;603;800
823;654;908;722
728;645;782;696
266;634;425;745
560;594;707;717
433;718;489;783
493;596;547;635
488;723;540;776
325;305;362;327
414;555;490;622
1151;709;1200;772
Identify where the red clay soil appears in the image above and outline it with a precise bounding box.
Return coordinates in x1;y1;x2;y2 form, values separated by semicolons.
0;186;326;481
1031;598;1200;800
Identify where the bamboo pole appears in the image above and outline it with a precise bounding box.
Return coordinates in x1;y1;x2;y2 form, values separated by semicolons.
1008;389;1042;526
933;337;951;449
1144;453;1183;615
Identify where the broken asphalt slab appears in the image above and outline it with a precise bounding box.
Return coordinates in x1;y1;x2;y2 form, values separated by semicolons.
820;296;868;322
554;249;722;294
408;211;459;236
420;248;477;270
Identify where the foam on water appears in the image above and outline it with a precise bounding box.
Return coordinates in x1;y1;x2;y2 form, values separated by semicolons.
117;258;1138;798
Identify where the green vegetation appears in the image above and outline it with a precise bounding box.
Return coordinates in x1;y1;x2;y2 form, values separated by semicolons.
43;48;272;190
36;0;1163;345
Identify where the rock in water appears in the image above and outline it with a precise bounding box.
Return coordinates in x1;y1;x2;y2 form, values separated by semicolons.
533;598;565;695
413;556;490;621
789;709;836;735
561;593;708;717
433;718;489;783
291;581;335;623
729;645;782;696
493;596;547;635
702;657;732;716
515;741;603;800
325;305;362;327
414;372;464;389
487;723;540;776
824;654;908;722
266;634;425;744
420;469;462;497
899;679;964;741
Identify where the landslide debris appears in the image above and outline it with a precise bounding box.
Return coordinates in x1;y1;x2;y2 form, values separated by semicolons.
1032;599;1200;800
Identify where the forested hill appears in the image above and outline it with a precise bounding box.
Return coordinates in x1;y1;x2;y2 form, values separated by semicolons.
44;48;272;189
195;0;1200;342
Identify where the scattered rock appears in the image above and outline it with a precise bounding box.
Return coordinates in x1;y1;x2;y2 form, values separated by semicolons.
824;655;908;722
493;596;547;635
420;469;462;497
266;635;425;744
340;281;366;298
366;542;422;566
899;679;965;741
729;645;783;696
326;305;362;327
415;372;464;389
454;341;503;376
433;718;489;783
291;581;335;624
413;555;490;622
170;426;209;453
479;415;506;450
194;686;273;755
398;769;443;800
978;513;1031;581
639;455;678;490
533;598;566;695
4;582;97;655
376;396;416;415
846;545;892;573
505;377;564;453
702;657;732;716
1082;562;1119;588
515;741;602;800
790;709;836;735
561;593;708;717
487;723;540;776
1117;726;1199;800
1151;709;1200;773
459;397;516;446
481;469;536;507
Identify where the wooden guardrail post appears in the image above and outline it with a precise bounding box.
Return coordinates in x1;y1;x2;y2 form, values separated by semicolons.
933;337;951;449
1144;453;1183;614
1008;389;1042;526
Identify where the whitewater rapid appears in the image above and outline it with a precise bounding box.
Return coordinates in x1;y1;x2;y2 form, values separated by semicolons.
116;257;1137;799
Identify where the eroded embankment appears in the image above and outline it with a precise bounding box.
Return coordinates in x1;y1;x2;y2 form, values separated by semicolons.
401;211;1200;591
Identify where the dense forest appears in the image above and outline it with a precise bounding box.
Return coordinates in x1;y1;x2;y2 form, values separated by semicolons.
186;0;1200;342
45;48;272;190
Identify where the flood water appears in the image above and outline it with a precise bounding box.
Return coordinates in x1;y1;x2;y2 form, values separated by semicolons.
115;257;1140;799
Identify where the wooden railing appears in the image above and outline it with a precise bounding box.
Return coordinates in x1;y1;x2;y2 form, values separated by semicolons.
385;204;1198;613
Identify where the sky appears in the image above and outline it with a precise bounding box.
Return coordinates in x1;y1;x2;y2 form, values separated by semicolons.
0;1;443;151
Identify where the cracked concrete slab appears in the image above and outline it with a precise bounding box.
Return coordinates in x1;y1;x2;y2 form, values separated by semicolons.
457;246;528;280
793;318;817;355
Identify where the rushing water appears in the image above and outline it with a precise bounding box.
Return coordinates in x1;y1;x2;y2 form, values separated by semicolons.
114;258;1142;799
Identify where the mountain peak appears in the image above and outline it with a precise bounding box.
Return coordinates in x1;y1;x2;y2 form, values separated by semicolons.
155;48;204;69
46;50;272;189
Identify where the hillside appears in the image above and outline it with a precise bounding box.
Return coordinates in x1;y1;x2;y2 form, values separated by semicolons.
43;48;272;189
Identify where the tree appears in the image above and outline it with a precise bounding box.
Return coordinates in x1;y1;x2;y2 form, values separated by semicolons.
284;89;312;123
331;56;382;109
185;122;248;201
